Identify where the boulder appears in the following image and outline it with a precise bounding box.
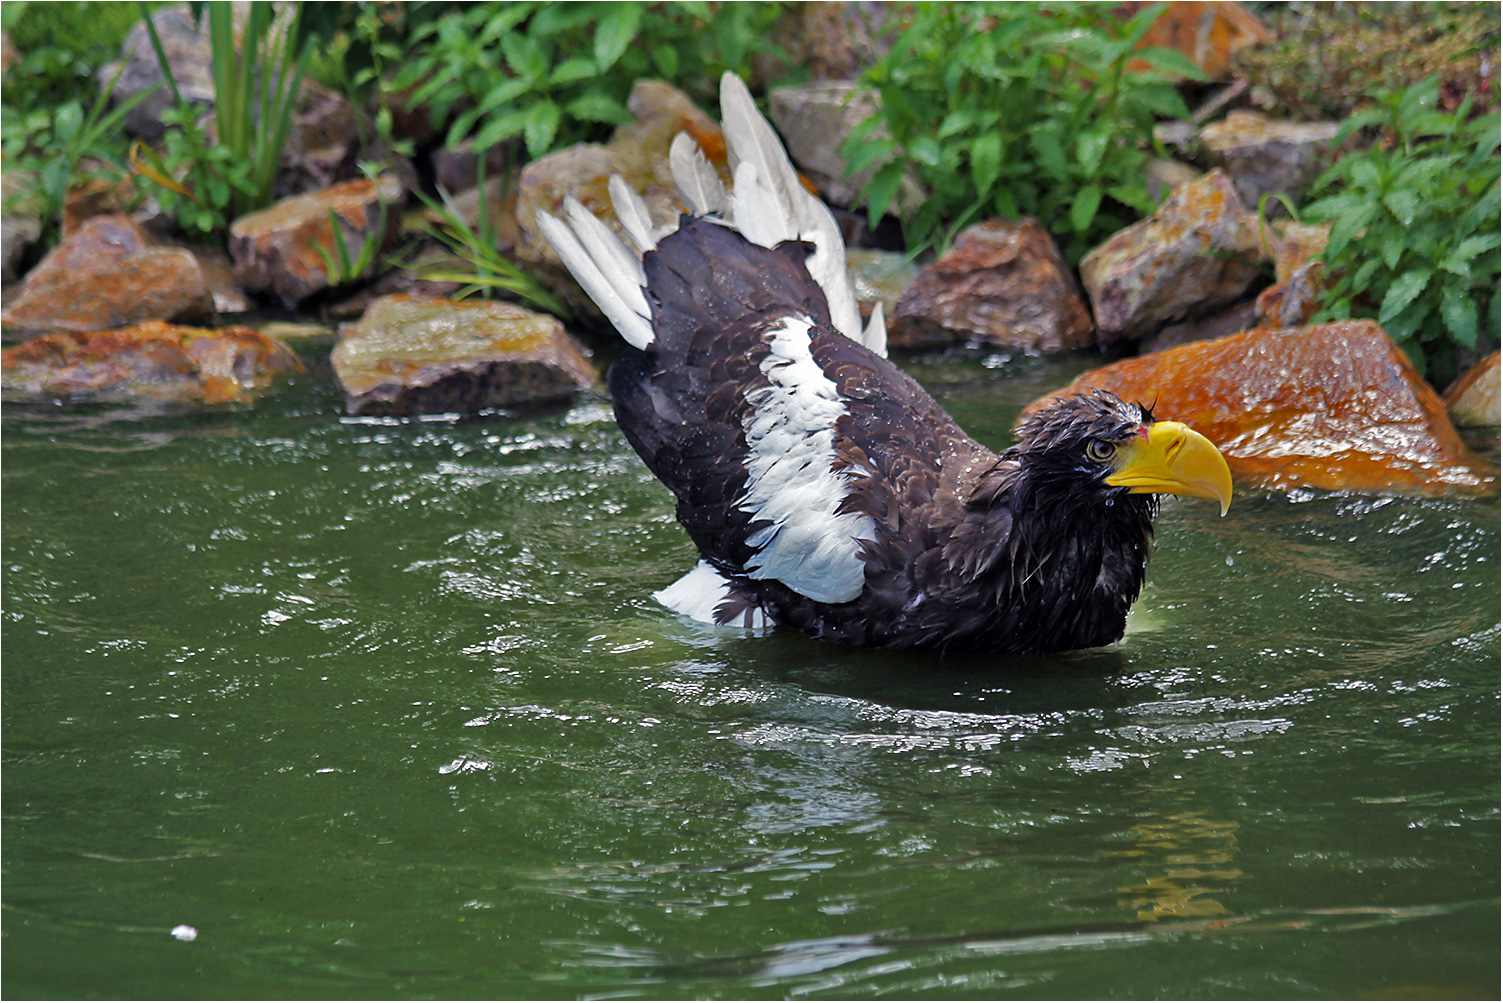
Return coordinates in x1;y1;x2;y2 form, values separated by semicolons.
332;294;598;416
1200;109;1341;214
1021;320;1494;497
2;215;213;334
1253;220;1331;329
1444;352;1500;428
228;174;404;304
1;320;301;404
1079;170;1266;345
890;218;1095;353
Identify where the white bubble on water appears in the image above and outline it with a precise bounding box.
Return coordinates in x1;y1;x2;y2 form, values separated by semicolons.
171;924;198;942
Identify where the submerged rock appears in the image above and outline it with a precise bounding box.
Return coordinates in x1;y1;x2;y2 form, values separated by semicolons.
1080;170;1266;345
1022;320;1494;497
1444;352;1500;428
332;294;598;416
890;217;1094;353
228;174;404;304
2;215;214;334
1;320;301;404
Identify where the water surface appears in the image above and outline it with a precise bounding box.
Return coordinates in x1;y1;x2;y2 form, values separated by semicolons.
4;352;1498;999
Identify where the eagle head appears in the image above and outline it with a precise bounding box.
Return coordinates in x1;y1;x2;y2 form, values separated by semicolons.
1009;390;1232;516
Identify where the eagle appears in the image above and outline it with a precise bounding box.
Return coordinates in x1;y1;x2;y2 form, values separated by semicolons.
538;73;1232;655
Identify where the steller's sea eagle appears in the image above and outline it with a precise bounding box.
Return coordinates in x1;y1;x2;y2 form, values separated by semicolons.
537;73;1232;654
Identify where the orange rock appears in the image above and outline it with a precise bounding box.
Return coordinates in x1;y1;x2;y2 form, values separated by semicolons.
228;174;404;304
1127;1;1271;79
1021;321;1495;497
1;320;301;404
2;215;213;334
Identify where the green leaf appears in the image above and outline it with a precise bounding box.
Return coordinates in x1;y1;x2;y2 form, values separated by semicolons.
593;5;642;71
863;161;905;222
549;56;597;87
1070;185;1103;235
969;132;1002;194
909;134;943;168
1441;285;1480;349
1382;189;1418;227
523;99;561;157
1378;269;1433;326
1076;130;1110;176
473;108;529;150
564;93;629;125
1379;228;1406;271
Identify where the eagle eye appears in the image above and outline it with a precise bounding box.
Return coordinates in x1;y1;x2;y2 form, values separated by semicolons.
1085;439;1115;463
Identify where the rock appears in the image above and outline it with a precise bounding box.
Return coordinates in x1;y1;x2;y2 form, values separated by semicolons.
890;218;1094;353
1022;320;1494;497
846;249;917;333
432;140;514;196
1444;352;1500;428
61;175;140;238
427;175;519;256
1128;1;1271;79
332;294;598;416
99;5;216;144
2;215;213;334
768;82;921;212
1;320;301;404
1200;109;1341;214
228;174;404;304
1080;170;1266;345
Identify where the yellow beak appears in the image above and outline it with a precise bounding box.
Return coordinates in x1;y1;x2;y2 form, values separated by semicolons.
1105;421;1233;516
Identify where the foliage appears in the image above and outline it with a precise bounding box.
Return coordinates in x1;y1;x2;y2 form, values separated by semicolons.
310;166;395;290
1;66;149;253
1303;77;1500;385
843;2;1202;263
1233;2;1499;122
0;1;148;108
130;1;312;238
384;1;790;158
412;154;570;317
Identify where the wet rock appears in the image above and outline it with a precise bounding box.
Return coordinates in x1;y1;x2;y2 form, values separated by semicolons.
432;139;515;196
1201;109;1341;214
768;83;921;213
1129;0;1271;79
2;215;213;334
1080;170;1266;345
332;294;598;416
228;174;404;305
60;174;142;238
1444;351;1500;428
1023;320;1494;497
890;218;1094;353
1;320;301;404
846;249;917;334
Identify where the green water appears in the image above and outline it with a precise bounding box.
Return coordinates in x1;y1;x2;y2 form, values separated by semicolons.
3;352;1499;999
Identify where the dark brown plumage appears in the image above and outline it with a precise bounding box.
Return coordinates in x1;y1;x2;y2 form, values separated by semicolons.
608;217;1230;654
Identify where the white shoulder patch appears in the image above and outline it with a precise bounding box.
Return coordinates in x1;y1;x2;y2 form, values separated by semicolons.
654;560;775;630
738;316;875;604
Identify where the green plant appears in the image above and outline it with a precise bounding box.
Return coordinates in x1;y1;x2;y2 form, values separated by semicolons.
130;0;312;237
412;152;570;317
1303;76;1500;385
387;1;790;158
1;64;150;252
843;2;1202;263
310;166;394;289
